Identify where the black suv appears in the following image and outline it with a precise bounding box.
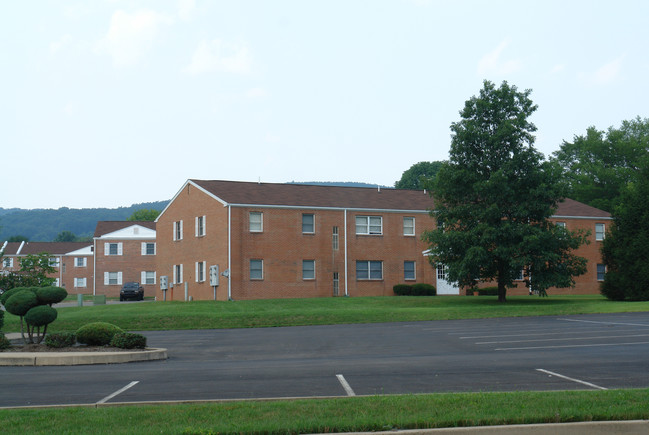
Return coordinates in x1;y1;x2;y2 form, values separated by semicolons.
120;282;144;301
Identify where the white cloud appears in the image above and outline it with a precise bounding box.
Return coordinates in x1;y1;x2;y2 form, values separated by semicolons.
477;39;522;76
95;9;173;67
50;34;72;55
591;56;624;85
183;39;253;75
245;87;268;98
178;0;195;21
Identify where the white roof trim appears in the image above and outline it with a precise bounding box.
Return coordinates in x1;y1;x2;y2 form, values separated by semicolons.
64;245;93;256
156;180;228;222
96;224;156;240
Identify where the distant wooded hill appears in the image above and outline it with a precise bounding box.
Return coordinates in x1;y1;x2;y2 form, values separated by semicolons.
0;201;169;242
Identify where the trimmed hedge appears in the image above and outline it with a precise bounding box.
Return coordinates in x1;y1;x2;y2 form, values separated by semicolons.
0;333;10;350
76;322;124;346
393;283;436;296
477;286;499;296
45;332;77;348
0;310;4;330
36;286;68;306
110;332;147;349
4;289;38;317
25;305;58;327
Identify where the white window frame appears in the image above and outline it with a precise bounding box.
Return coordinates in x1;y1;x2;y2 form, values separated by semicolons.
196;215;206;237
105;242;123;256
141;242;156;255
302;214;315;234
356;260;383;280
250;212;263;232
49;257;60;267
332;226;339;250
356;216;382;235
3;257;13;268
302;260;315;280
597;264;606;281
595;223;605;241
555;221;566;229
404;261;416;280
74;277;87;288
75;257;87;267
403;217;415;236
195;261;206;282
250;259;263;280
104;271;123;286
173;264;183;284
141;271;156;285
173;220;184;241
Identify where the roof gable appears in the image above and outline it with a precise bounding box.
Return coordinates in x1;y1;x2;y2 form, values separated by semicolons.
94;221;156;238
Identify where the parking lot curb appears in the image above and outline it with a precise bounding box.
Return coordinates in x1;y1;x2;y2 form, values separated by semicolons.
0;345;167;366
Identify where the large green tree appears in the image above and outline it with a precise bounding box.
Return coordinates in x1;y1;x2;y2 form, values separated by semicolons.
128;209;161;221
423;80;589;302
552;117;649;212
395;161;444;190
600;159;649;301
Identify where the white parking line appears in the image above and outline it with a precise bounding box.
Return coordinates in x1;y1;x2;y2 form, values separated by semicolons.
97;381;140;404
477;333;649;345
495;341;649;351
559;318;649;327
536;369;607;390
336;374;356;396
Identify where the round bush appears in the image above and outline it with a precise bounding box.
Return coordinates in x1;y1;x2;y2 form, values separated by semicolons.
36;286;68;306
45;332;77;348
4;290;38;317
0;333;11;350
110;332;147;349
393;284;413;296
0;287;31;306
411;283;436;296
76;322;124;346
24;305;58;327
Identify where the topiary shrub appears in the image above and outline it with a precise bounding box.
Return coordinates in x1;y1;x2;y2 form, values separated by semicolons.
0;310;4;330
110;332;147;349
25;305;58;327
393;284;413;295
45;332;77;348
411;283;436;296
0;333;11;350
5;289;38;317
76;322;124;346
36;286;68;306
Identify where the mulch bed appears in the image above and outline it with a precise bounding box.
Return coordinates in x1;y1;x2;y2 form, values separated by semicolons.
2;338;146;353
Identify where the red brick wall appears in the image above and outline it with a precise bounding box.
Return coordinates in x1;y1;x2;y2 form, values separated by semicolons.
94;239;157;298
61;255;94;294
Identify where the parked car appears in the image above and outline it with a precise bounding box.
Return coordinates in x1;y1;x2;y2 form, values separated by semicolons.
120;282;144;301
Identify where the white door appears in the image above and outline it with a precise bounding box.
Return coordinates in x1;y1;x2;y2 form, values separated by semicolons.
436;264;459;295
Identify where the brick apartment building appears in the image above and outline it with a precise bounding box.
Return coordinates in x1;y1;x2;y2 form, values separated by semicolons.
154;180;612;301
92;221;157;298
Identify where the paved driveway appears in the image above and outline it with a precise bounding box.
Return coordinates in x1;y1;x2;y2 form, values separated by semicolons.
1;312;648;407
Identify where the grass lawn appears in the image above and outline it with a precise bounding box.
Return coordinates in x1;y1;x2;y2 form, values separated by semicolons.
3;294;649;333
1;389;649;435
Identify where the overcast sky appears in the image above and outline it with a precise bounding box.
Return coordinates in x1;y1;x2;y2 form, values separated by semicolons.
2;0;648;209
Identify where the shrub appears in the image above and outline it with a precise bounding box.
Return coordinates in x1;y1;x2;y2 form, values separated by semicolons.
25;305;58;327
393;284;413;295
110;332;147;349
45;332;77;348
76;322;124;346
4;289;38;317
411;283;436;296
0;333;10;350
477;286;499;296
0;287;30;307
0;310;4;330
36;286;68;306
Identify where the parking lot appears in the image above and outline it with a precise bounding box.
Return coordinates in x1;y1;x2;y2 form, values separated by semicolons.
1;312;648;408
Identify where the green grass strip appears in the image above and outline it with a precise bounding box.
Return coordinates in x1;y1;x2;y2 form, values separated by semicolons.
1;389;648;435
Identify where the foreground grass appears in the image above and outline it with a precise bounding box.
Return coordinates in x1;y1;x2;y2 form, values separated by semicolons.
1;389;648;435
3;295;649;333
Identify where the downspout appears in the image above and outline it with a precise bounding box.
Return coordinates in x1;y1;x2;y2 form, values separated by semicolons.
228;204;232;300
344;209;348;297
93;238;97;296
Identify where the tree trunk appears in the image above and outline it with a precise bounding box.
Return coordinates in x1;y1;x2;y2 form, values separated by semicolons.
497;261;507;303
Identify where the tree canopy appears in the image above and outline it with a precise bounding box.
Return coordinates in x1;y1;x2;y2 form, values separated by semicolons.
395;161;444;190
423;80;588;302
128;209;161;221
53;231;77;242
552;117;649;212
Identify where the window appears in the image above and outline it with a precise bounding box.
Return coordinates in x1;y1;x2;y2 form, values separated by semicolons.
555;221;566;229
302;260;315;280
196;216;206;237
142;271;156;285
332;226;339;250
302;214;314;233
104;271;122;286
403;217;415;236
141;242;156;255
74;278;87;288
173;220;183;241
516;269;524;280
196;261;206;282
597;264;606;281
250;259;263;280
356;216;382;235
105;243;123;256
173;264;183;284
404;261;416;280
333;272;339;296
75;257;87;267
250;212;263;232
595;223;605;241
356;260;383;280
3;257;13;268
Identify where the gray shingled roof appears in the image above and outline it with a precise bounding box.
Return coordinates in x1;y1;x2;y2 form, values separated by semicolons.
2;242;91;256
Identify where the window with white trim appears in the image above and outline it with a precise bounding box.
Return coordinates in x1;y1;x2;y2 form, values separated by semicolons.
332;226;339;250
3;257;13;268
141;271;156;285
173;264;183;284
49;257;60;267
196;216;206;237
250;212;263;232
595;223;605;241
555;221;566;229
302;214;314;233
356;216;382;235
250;259;263;280
333;272;339;296
597;264;606;281
173;220;183;241
196;261;206;282
302;260;315;280
104;271;122;286
105;243;123;256
75;257;87;267
403;217;415;236
404;261;416;280
356;260;383;280
74;278;87;288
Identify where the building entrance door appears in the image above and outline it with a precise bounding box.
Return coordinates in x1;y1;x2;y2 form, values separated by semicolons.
436;264;459;295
